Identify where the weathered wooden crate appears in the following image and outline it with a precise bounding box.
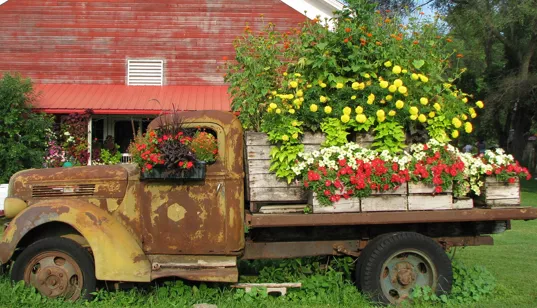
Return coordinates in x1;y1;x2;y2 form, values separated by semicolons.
245;131;325;210
453;197;473;209
354;132;375;148
361;183;408;212
476;176;520;207
408;183;453;210
309;193;360;213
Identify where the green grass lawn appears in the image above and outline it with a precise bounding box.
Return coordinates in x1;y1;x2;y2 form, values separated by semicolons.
0;181;536;307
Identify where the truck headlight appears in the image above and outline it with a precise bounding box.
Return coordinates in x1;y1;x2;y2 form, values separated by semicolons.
4;198;27;219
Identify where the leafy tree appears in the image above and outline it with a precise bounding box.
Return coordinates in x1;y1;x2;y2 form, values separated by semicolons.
434;0;537;160
0;73;53;182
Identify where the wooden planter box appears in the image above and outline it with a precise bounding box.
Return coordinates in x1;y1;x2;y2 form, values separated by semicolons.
476;176;520;207
141;161;206;180
354;132;374;148
408;183;453;210
361;183;408;212
453;197;474;209
308;193;360;213
245;131;325;206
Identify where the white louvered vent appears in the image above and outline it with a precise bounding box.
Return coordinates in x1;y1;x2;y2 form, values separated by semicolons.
127;59;164;86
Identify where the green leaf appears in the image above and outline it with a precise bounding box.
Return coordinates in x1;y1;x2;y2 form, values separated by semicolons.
413;59;425;69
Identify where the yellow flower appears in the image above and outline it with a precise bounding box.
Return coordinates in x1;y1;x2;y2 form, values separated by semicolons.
469;107;476;114
418;114;427;123
384;61;392;67
386;95;393;101
377;109;385;118
411;73;419;81
464;122;473;133
420;97;429;105
294;73;301;77
395;100;405;109
310;104;318;112
336;82;344;89
352;82;360;90
299;97;304;102
356;114;367;123
287;94;294;99
289;109;295;114
377;116;386;123
275;108;281;114
296;90;304;97
419;74;429;83
443;83;452;89
355;106;364;114
452;117;462;128
293;99;301;105
267;107;273;113
388;85;397;93
283;72;288;76
471;113;477;119
451;130;459;138
410;114;418;121
366;80;372;86
307;84;312;88
429;111;435;118
289;81;298;88
291;121;298;127
367;93;375;104
460;114;467;121
271;91;277;95
388;110;396;116
282;135;289;141
324;106;332;114
343;107;352;115
476;101;484;108
392;65;402;74
363;73;371;79
433;103;441;111
351;95;357;100
379;80;389;88
292;133;299;139
462;97;468;103
402;69;408;73
341;114;350;123
269;103;277;109
320;82;327;88
320;96;327;103
398;86;408;94
394;79;403;87
409;106;419;115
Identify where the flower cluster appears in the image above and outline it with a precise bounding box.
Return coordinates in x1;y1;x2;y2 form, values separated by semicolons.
191;131;218;163
483;149;531;183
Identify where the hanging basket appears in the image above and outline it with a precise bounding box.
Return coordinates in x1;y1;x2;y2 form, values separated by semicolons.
141;161;207;180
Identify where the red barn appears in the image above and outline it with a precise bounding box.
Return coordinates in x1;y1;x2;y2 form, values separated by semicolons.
0;0;342;154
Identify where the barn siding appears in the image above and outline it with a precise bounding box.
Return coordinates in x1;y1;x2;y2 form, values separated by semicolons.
0;0;306;85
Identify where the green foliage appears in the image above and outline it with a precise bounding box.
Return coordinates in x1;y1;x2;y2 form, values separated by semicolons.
99;145;122;165
372;120;406;152
269;143;304;184
0;73;53;182
320;118;349;146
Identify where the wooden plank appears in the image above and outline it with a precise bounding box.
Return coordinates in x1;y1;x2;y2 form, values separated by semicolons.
485;182;519;199
361;195;407;212
250;187;307;202
453;198;473;209
249;173;301;188
247;159;272;174
302;132;326;144
486;198;520;207
312;199;360;213
354;132;374;148
246;145;272;160
409;183;452;194
258;205;306;214
408;194;453;210
245;131;270;146
370;183;407;195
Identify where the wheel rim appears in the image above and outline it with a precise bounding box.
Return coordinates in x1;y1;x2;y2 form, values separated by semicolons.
23;251;84;300
379;249;437;304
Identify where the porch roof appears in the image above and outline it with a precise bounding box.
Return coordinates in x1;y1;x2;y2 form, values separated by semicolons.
32;84;231;115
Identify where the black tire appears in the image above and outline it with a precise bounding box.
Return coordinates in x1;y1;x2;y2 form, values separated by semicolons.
11;237;96;300
359;232;452;305
355;232;398;290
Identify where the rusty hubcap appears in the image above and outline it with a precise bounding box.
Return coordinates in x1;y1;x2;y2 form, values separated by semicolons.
23;251;83;300
380;249;437;304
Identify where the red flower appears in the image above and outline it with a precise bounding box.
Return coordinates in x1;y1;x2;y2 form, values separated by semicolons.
325;180;332;187
508;177;516;184
435;186;443;193
423;144;429;151
324;190;331;197
338;159;347;167
186;161;194;169
179;161;184;167
486;170;492;175
145;163;153;170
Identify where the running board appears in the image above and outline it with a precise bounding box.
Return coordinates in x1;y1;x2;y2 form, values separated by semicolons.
148;255;238;282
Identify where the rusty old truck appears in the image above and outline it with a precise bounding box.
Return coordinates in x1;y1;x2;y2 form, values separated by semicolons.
1;110;536;304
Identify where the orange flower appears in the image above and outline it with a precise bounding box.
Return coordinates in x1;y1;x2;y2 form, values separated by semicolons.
446;38;453;43
456;53;464;58
385;18;391;23
376;41;382;46
344;38;349;43
413;40;419;45
345;27;351;33
366;32;372;37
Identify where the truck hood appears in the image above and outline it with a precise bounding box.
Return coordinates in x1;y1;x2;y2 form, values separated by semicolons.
9;164;139;201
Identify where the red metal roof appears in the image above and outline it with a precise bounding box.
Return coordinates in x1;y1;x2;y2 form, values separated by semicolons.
32;84;231;115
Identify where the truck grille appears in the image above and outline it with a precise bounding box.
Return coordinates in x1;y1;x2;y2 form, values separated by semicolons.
32;184;96;198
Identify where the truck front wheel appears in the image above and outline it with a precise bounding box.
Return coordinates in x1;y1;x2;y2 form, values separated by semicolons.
358;232;452;304
11;237;96;300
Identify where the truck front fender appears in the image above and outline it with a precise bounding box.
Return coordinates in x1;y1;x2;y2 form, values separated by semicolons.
0;200;151;282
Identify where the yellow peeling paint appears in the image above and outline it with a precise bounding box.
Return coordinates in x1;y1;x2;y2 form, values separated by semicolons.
146;185;171;224
87;198;101;207
167;203;186;222
192;230;204;240
120;184;138;220
228;207;235;228
106;199;120;212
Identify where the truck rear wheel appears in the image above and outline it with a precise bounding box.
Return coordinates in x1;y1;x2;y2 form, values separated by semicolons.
11;237;96;300
358;232;452;304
